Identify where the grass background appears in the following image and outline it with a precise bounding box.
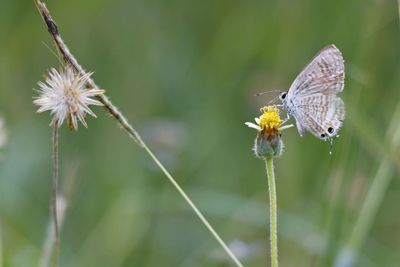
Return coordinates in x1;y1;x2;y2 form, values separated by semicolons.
1;0;400;266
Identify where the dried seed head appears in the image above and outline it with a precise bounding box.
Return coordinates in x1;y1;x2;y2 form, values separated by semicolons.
34;66;104;130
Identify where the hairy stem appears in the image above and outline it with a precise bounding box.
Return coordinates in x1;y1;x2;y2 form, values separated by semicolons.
39;196;68;267
34;1;243;266
52;121;59;267
265;157;278;267
34;0;142;146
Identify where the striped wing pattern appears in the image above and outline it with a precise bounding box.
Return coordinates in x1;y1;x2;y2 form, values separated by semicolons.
294;94;345;139
288;44;344;98
286;44;345;140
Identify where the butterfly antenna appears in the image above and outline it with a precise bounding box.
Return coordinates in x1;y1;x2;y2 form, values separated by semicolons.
254;89;283;96
255;90;283;107
268;95;281;105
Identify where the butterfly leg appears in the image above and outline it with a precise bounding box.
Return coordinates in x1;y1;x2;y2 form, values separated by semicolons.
281;112;290;124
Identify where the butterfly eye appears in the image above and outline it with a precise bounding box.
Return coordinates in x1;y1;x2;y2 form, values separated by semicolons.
280;93;287;99
328;127;334;134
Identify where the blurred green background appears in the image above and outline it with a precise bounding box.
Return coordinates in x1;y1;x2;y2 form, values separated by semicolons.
1;0;400;266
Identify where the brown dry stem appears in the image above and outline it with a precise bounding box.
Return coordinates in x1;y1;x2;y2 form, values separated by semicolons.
34;1;244;267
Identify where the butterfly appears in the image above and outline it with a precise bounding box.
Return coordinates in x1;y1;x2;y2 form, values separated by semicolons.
279;44;345;141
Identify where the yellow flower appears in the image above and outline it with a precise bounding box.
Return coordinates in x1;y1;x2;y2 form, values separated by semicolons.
245;105;293;158
258;106;281;132
245;106;282;136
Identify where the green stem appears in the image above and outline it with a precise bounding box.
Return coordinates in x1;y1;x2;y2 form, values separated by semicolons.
334;105;400;267
34;2;244;266
265;157;278;267
52;121;59;267
142;144;244;267
348;160;392;250
0;224;3;267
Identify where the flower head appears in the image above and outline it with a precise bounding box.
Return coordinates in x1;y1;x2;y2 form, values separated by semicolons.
245;106;282;133
245;106;292;158
34;66;104;131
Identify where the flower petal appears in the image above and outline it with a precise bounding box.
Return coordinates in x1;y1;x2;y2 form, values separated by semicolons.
245;122;262;131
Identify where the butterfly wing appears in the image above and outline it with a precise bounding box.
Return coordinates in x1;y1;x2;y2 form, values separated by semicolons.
287;44;344;100
293;94;345;139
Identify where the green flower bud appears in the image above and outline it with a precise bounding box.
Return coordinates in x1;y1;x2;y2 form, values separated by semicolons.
254;131;283;159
